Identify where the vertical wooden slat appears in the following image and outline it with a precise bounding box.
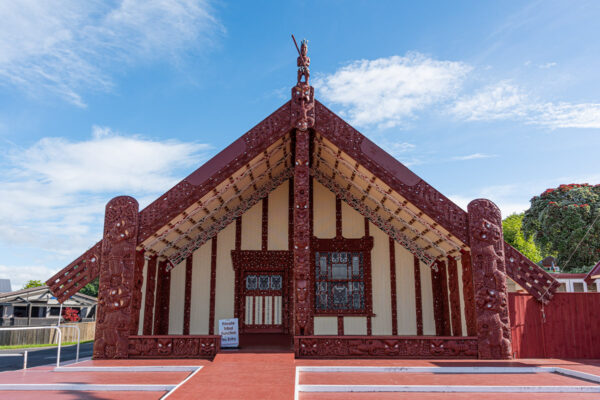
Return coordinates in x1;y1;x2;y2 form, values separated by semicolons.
389;237;398;336
143;256;157;335
183;253;193;335
262;197;269;251
413;255;423;336
337;316;344;336
448;256;462;336
431;262;444;336
209;236;218;335
460;250;477;336
439;260;451;336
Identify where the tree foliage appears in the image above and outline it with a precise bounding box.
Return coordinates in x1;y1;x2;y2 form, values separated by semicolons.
502;213;543;263
79;277;99;297
523;183;600;270
22;280;44;289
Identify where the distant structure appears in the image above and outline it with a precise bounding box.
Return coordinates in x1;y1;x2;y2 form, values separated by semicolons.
0;279;11;293
0;286;96;326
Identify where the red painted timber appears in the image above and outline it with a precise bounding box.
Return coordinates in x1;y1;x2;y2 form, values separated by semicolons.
509;292;600;358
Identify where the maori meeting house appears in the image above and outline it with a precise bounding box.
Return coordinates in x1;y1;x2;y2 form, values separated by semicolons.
46;40;561;360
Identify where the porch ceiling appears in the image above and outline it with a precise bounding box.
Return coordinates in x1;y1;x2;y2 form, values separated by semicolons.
145;130;468;270
140;133;293;267
312;133;468;266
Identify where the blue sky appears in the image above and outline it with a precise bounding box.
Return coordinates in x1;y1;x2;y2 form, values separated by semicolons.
1;0;599;288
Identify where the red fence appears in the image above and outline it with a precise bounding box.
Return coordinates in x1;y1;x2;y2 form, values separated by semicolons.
509;292;600;358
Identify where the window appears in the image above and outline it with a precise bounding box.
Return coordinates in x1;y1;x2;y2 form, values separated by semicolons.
49;307;60;316
573;282;585;293
13;306;27;317
588;283;597;293
315;251;367;313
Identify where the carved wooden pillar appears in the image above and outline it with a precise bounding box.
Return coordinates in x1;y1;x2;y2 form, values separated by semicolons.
93;196;139;359
467;199;512;359
293;128;312;336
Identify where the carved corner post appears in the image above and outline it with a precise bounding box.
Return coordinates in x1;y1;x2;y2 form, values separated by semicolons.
94;196;139;359
467;199;512;359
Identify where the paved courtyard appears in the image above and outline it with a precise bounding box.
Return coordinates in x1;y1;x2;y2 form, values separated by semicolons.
1;353;600;399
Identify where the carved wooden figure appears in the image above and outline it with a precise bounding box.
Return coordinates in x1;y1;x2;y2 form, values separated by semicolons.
467;199;512;359
94;196;139;359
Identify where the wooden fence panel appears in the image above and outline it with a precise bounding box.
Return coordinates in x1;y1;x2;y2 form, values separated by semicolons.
510;293;600;358
0;322;96;346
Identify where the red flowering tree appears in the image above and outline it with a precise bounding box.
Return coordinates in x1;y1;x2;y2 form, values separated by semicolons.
523;184;600;271
63;307;80;322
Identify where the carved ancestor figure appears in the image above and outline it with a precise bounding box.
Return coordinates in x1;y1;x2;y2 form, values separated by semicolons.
296;39;310;85
291;35;315;131
467;199;512;359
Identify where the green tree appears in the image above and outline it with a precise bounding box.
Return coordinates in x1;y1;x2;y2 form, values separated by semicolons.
502;213;543;263
22;280;44;289
79;277;99;297
523;183;600;271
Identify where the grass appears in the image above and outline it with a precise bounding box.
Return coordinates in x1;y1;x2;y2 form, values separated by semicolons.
0;340;93;350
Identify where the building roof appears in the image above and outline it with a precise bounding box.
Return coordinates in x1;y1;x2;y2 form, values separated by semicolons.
585;260;600;283
0;285;96;305
46;96;560;304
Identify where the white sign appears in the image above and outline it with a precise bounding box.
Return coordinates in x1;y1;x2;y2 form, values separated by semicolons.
218;318;239;348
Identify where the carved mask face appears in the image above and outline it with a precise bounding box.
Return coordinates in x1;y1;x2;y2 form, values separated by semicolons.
157;338;172;355
296;281;308;302
478;219;501;242
430;340;445;355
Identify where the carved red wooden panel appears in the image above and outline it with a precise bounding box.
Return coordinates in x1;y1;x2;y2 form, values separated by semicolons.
128;335;220;359
94;196;139;359
293;129;312;335
295;336;478;359
468;199;512;359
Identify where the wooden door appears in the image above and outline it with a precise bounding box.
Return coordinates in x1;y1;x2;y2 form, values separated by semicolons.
242;272;284;333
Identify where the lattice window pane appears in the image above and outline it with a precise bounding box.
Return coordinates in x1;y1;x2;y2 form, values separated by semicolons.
314;251;366;313
271;275;282;290
246;275;257;290
258;275;270;290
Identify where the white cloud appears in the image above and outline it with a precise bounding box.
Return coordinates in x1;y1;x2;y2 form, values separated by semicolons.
0;127;211;261
451;153;497;161
450;81;600;129
0;264;56;291
451;81;528;121
539;62;557;69
314;52;471;128
0;1;220;106
531;102;600;128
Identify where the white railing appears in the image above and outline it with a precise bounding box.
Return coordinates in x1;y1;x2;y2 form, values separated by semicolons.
0;351;28;369
0;324;81;367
